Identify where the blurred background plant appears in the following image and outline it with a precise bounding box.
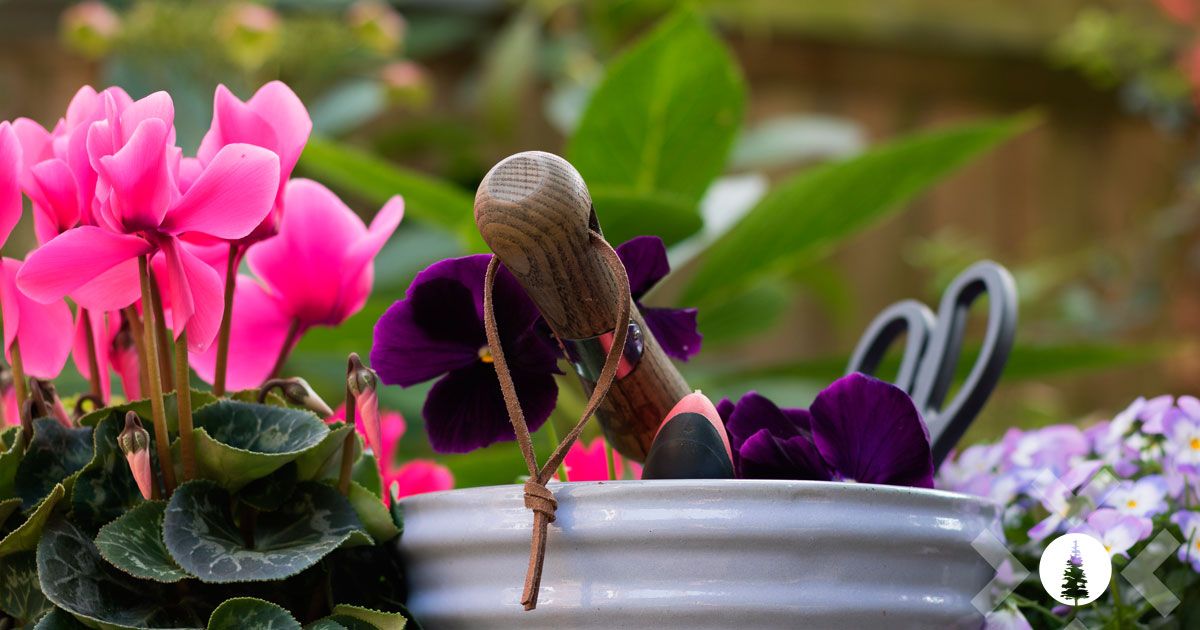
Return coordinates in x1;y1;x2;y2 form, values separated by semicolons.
1;0;1198;487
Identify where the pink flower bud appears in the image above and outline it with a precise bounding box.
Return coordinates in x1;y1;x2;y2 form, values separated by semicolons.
60;1;121;59
347;0;406;55
218;2;281;71
348;354;382;462
277;377;334;418
380;61;432;110
119;412;153;500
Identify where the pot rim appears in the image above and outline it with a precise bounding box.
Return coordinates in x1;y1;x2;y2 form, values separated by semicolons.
399;477;997;512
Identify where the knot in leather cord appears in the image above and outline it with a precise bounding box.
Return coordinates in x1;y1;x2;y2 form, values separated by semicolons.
483;230;631;611
523;481;558;523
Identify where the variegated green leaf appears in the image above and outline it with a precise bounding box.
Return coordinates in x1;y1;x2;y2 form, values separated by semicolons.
78;390;219;430
36;518;206;629
328;605;406;630
206;598;300;630
0;484;64;558
189;401;330;491
303;621;348;630
163;480;368;583
15;419;93;508
95;501;188;583
326;546;408;618
33;608;91;629
0;550;50;622
294;422;358;482
0;426;23;499
346;482;399;543
238;462;299;512
71;414;144;533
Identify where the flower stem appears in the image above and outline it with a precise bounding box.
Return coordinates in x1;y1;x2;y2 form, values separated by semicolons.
138;255;177;494
337;378;356;496
148;273;173;392
543;420;568;482
212;243;240;397
123;306;150;397
267;318;302;381
604;439;615;481
80;309;103;399
9;341;26;412
174;329;195;481
1111;572;1125;629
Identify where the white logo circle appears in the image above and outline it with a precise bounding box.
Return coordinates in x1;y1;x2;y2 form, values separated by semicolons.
1038;533;1111;607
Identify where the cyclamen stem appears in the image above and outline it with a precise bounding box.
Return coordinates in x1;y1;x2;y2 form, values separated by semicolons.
123;306;150;397
175;329;196;481
138;255;177;494
604;440;616;481
268;318;303;380
337;375;356;496
148;274;174;392
9;341;27;412
212;243;241;397
80;308;103;398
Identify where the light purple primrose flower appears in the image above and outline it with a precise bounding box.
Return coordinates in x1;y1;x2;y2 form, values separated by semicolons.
1170;511;1200;573
1074;508;1152;558
1164;456;1200;503
719;373;934;488
1027;460;1103;542
614;236;702;361
938;442;1004;493
1164;409;1200;471
1007;424;1089;477
984;607;1033;630
1138;394;1175;434
1104;475;1169;518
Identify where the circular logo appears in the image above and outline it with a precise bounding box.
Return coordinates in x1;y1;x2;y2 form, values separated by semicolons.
1038;533;1111;607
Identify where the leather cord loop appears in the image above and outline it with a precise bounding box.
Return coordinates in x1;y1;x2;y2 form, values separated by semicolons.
482;229;631;611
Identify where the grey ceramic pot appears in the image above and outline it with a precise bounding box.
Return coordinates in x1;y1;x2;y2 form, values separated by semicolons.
397;479;998;629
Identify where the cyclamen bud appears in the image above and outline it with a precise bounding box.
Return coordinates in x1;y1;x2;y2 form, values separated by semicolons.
278;377;334;418
60;0;121;59
31;379;71;428
119;412;153;500
347;0;406;55
347;353;382;459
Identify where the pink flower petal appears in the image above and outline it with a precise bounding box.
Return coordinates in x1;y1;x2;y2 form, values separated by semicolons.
160;143;279;240
159;237;224;351
126;449;153;500
95;118;174;232
0;123;22;248
247;178;365;325
356;388;384;472
189;276;291;390
28;158;81;240
335;195;404;322
17;226;151;307
388;460;454;500
1;258;73;379
69;257;143;313
118;91;174;144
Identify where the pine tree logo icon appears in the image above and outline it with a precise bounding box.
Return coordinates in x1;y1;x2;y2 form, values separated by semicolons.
1060;540;1089;606
1038;533;1110;607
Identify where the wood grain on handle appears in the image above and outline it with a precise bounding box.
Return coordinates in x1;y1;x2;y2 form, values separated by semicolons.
474;151;691;461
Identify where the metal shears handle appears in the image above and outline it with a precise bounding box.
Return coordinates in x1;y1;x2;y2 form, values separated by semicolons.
846;261;1017;467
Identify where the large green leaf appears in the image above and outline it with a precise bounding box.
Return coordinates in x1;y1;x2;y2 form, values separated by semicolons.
163;480;368;583
95;501;189;583
207;598;300;630
37;518;206;629
78;390;219;431
681;115;1035;305
346;482;400;543
0;484;65;558
15;419;94;508
238;462;299;512
327;605;406;630
0;426;23;499
71;414;145;533
325;546;408;621
0;497;21;528
294;422;359;483
568;9;744;241
188;401;330;491
298;137;480;249
34;608;92;629
0;550;50;622
589;187;703;247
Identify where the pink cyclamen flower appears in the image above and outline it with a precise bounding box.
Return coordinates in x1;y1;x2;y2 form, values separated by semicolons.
0;122;24;248
1;258;73;379
390;460;453;501
198;82;311;243
191;179;403;389
16;90;281;351
563;437;640;481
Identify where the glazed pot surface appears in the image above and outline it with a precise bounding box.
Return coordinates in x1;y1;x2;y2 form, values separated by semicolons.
397;479;997;629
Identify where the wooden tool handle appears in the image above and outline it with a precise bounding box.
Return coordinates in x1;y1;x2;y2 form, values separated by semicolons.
474;151;691;462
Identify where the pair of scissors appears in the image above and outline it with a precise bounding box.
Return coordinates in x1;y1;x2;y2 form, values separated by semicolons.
845;261;1017;467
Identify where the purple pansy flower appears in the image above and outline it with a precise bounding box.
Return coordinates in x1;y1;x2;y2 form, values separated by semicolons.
371;255;560;453
1074;508;1151;558
718;373;935;488
615;236;701;361
1172;511;1200;573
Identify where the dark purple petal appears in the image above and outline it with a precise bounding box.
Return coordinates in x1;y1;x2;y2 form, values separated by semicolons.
409;254;542;343
422;363;558;453
641;305;702;361
809;373;934;488
371;295;479;388
716;397;735;424
510;327;564;375
739;429;832;481
725;391;805;452
616;236;670;298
